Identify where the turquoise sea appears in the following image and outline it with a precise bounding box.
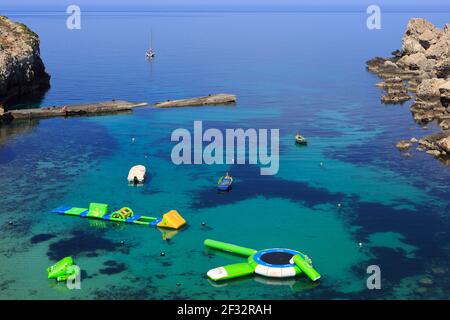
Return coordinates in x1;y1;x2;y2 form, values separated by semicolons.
1;8;450;299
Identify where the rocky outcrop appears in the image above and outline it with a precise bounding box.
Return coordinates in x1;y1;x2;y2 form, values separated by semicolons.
0;16;50;105
367;18;450;161
418;131;450;157
396;140;412;151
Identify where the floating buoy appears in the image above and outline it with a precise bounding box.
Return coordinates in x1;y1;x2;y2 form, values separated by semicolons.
160;252;166;257
8;221;13;225
120;240;125;246
337;203;342;208
359;242;363;247
201;222;206;227
132;137;135;143
320;162;324;167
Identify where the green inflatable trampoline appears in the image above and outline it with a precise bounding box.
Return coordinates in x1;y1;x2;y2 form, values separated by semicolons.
204;239;321;282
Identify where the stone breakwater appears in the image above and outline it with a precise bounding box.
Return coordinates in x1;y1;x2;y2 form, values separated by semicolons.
367;18;450;160
0;16;50;105
0;100;148;124
155;94;236;108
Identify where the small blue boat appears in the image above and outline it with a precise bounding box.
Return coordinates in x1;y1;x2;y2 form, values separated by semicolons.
218;173;233;191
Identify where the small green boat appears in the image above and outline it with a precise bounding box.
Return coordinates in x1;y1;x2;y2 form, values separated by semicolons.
295;134;307;145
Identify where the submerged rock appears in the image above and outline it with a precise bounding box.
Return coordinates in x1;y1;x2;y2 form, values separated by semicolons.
431;267;446;275
0;16;50;105
396;140;412;150
418;277;433;286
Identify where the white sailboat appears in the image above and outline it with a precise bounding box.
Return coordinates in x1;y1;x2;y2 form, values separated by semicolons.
146;31;155;60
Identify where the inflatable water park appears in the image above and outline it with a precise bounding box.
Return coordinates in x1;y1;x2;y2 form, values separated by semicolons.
47;173;322;288
204;239;320;282
51;202;186;230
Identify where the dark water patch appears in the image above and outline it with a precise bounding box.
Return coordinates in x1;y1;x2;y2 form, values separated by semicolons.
30;233;56;244
155;274;166;279
0;279;15;292
352;246;422;292
80;270;94;280
1;218;32;238
351;202;449;257
0;146;16;164
325;132;450;203
162;261;172;267
141;187;163;196
320;200;450;298
28;289;38;296
46;230;122;260
86;252;99;257
99;260;128;275
191;164;346;210
91;284;154;300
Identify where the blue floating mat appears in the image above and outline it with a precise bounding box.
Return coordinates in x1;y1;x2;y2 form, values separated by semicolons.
52;206;72;214
126;215;141;223
102;213;113;221
151;218;162;227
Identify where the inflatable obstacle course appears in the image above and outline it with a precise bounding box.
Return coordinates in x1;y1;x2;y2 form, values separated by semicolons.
205;239;320;282
47;256;79;282
52;203;186;230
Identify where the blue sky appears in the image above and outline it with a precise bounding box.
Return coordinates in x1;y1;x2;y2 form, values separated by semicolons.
1;0;449;10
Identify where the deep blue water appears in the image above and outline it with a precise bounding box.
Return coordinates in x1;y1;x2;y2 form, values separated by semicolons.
0;9;450;299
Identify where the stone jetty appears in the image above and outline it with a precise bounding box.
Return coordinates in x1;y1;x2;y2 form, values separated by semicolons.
0;100;148;123
155;93;236;108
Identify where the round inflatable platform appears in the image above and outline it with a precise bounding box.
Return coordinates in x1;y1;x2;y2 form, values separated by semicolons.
249;248;311;278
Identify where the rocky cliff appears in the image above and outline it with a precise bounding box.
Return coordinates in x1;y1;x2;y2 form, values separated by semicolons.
367;18;450;160
0;16;50;107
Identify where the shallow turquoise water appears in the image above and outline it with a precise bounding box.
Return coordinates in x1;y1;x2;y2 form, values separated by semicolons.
1;10;450;299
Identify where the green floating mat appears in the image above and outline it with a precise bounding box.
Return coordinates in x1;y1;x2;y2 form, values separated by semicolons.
64;207;88;216
87;203;108;218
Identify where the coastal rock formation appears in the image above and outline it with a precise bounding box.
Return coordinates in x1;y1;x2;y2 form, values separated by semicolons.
367;18;450;160
0;16;50;105
396;140;412;151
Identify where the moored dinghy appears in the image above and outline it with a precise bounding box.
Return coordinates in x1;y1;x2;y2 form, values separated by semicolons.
218;172;233;191
128;165;146;185
295;133;307;145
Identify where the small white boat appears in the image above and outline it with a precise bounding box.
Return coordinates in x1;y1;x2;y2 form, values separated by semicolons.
128;165;146;185
146;49;155;60
295;134;307;145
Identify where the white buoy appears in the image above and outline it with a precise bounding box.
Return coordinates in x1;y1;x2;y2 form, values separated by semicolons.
359;242;363;247
337;203;342;208
132;137;135;143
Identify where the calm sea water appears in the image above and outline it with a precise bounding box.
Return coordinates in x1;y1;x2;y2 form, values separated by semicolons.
1;9;450;299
